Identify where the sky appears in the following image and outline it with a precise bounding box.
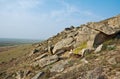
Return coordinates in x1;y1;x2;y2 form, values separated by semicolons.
0;0;120;39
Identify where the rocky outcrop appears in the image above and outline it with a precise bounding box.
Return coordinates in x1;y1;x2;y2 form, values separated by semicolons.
1;15;120;79
28;14;120;79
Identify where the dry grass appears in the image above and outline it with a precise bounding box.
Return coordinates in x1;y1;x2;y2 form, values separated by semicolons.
0;44;32;63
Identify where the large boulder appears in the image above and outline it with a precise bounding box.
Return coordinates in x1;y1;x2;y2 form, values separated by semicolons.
52;37;74;54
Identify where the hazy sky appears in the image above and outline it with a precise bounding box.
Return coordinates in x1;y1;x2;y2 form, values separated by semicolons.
0;0;120;39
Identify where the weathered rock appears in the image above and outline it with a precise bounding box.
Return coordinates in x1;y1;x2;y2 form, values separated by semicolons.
81;58;88;64
94;44;103;53
93;32;108;48
31;72;44;79
87;40;95;49
86;15;120;47
34;53;48;61
50;60;68;73
32;55;59;68
53;37;74;54
56;49;66;55
88;22;116;35
74;34;89;48
48;45;54;54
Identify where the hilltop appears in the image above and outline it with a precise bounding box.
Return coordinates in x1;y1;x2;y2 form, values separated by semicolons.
0;15;120;79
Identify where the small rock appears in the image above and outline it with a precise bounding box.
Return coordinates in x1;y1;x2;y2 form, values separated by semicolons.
34;53;48;61
107;57;117;65
56;50;66;55
31;72;44;79
48;45;54;54
81;58;88;64
94;44;103;53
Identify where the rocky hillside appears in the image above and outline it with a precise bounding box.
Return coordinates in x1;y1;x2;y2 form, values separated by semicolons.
0;15;120;79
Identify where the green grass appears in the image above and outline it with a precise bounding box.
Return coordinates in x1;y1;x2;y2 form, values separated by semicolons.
0;44;32;63
102;39;116;51
73;42;87;54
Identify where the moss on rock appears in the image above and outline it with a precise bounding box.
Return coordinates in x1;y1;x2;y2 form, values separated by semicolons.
73;42;87;54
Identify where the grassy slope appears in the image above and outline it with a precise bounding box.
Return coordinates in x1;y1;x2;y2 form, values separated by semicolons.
0;44;32;63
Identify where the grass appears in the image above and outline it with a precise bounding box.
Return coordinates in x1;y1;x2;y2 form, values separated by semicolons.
73;42;87;54
102;39;117;51
0;44;32;63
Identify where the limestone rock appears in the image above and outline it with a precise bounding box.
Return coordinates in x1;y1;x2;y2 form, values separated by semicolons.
81;58;88;64
53;37;74;54
94;44;103;53
32;55;59;68
34;53;48;61
50;60;68;73
48;45;54;54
